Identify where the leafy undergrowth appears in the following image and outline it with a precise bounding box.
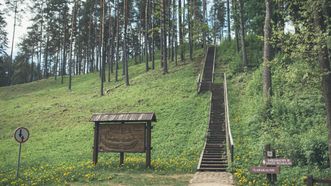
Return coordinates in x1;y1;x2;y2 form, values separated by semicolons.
0;51;209;185
219;39;331;185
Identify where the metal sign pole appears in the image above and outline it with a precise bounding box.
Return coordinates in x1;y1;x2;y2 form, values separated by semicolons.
16;142;22;179
13;127;29;179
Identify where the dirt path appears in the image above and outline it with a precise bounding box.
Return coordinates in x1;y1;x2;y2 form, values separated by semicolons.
188;172;234;186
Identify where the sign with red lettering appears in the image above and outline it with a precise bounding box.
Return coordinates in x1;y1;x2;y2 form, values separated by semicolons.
250;166;280;174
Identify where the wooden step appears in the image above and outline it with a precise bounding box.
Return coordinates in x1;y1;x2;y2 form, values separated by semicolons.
198;167;227;172
202;158;228;163
200;163;228;168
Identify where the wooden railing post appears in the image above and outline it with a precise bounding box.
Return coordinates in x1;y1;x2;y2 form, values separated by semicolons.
93;122;100;165
306;175;314;186
146;122;152;168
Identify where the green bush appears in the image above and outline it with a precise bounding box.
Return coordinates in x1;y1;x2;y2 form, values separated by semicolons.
223;37;330;185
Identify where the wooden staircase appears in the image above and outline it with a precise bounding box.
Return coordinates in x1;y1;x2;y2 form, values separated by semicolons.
198;84;228;171
197;46;228;172
199;47;215;92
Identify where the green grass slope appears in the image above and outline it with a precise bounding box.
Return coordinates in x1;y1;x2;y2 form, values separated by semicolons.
219;38;331;185
0;52;210;185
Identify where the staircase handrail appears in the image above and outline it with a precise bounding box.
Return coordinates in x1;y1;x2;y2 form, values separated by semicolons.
197;92;213;170
212;46;216;83
198;47;210;93
224;73;234;163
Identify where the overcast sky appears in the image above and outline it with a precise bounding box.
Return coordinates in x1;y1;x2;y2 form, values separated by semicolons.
1;0;31;56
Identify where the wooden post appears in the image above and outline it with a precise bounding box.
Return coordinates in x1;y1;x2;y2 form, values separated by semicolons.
306;175;314;186
264;144;277;185
120;152;124;165
93;122;100;165
146;122;152;168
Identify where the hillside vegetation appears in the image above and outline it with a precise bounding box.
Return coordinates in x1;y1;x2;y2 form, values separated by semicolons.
219;38;331;185
0;52;210;185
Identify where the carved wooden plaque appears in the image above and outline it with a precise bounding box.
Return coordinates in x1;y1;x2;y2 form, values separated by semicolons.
98;124;145;152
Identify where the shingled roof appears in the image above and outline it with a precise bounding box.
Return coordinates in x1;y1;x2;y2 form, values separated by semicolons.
90;112;157;122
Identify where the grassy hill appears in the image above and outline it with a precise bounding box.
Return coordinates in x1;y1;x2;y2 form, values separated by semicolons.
219;38;331;185
0;52;210;185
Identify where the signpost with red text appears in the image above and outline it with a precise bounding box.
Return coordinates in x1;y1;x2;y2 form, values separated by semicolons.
250;144;292;186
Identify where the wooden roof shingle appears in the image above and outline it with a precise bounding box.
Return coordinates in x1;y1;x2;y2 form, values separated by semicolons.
90;112;157;122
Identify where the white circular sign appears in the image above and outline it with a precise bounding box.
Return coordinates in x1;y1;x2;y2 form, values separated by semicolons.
14;127;29;143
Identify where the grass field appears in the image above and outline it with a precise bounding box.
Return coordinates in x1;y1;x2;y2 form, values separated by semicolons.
0;51;210;185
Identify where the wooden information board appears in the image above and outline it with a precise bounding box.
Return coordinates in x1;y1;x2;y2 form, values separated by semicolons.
98;124;145;152
90;112;156;168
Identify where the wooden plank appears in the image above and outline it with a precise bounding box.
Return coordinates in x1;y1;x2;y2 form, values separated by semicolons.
93;122;100;165
120;152;124;165
146;122;152;168
90;112;156;122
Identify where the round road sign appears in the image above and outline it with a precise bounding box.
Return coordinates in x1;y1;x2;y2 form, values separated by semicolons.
14;127;29;143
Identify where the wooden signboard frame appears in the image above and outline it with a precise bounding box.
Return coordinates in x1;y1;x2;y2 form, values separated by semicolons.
90;113;156;168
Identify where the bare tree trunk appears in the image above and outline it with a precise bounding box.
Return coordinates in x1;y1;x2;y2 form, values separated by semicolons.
168;1;173;62
202;0;206;50
55;46;59;80
238;0;248;67
227;0;231;40
162;0;168;73
44;35;49;78
232;0;240;53
69;0;78;90
188;0;193;61
30;47;34;82
151;0;155;70
314;3;331;167
115;0;120;82
100;0;105;96
145;0;149;71
263;0;272;104
61;11;67;84
178;0;184;62
108;3;113;82
173;0;177;65
124;0;129;85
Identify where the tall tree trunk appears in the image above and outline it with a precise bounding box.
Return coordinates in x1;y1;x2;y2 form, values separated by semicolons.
124;0;129;85
162;0;168;73
145;0;149;71
168;1;172;61
69;0;77;90
160;2;164;68
100;0;105;96
202;0;206;50
314;3;331;167
30;47;34;82
238;0;248;67
108;3;114;82
188;0;193;61
55;47;59;80
115;0;120;82
178;0;184;62
173;0;177;65
8;1;18;85
263;0;272;106
61;15;67;84
151;0;155;70
44;35;49;78
232;0;240;53
227;0;231;40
